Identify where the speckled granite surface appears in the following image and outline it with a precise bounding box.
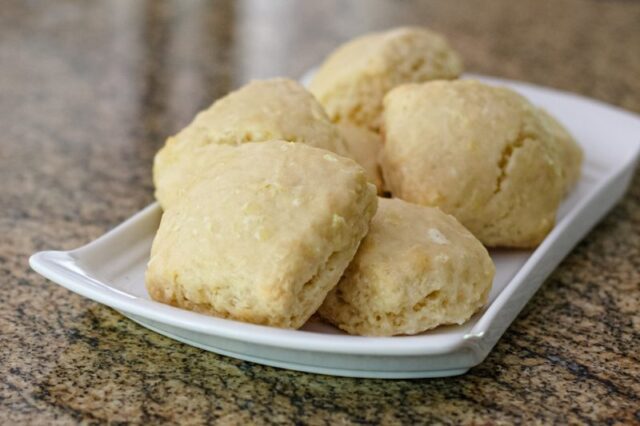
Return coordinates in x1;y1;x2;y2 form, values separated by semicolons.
1;0;639;424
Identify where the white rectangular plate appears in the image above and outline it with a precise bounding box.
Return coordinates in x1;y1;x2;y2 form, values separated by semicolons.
30;74;640;379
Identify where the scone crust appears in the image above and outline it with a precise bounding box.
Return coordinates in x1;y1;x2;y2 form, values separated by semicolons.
154;78;348;209
319;198;495;336
536;109;583;194
337;122;384;192
381;80;582;247
309;26;463;131
146;141;378;329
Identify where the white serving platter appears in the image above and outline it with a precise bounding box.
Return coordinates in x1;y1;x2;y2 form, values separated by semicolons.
30;74;640;379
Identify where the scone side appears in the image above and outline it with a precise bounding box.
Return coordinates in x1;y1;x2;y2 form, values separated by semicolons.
285;180;379;328
336;122;385;192
537;108;584;195
147;142;378;329
319;198;495;336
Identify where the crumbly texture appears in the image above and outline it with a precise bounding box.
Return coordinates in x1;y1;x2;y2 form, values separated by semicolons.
146;141;378;329
380;80;583;248
337;122;384;192
154;78;349;209
319;198;495;336
309;26;463;132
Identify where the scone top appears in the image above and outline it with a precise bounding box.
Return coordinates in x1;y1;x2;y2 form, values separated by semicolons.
380;79;582;248
153;78;351;209
309;26;463;132
319;197;495;336
146;141;378;329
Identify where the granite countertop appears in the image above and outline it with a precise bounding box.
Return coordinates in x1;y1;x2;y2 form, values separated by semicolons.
2;0;639;424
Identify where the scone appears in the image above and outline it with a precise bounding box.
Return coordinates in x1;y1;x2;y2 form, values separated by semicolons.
380;80;583;248
537;109;583;194
337;122;384;192
319;198;494;336
146;141;378;329
154;78;349;209
309;26;463;132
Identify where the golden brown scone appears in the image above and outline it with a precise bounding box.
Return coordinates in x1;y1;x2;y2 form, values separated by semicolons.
380;80;582;248
337;122;384;192
309;27;463;132
319;198;494;336
146;141;378;329
154;78;349;209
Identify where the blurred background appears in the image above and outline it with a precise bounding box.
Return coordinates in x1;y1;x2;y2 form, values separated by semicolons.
3;0;638;148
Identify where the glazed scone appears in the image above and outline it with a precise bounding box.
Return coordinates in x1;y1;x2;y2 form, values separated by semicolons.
381;80;581;248
319;198;494;336
146;141;378;329
337;122;384;192
309;27;463;131
154;78;349;209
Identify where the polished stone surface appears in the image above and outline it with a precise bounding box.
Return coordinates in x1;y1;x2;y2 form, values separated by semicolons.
1;0;639;424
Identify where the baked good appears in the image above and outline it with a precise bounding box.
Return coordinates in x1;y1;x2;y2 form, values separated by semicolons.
146;141;378;329
537;109;583;194
154;78;349;209
309;26;463;132
337;122;384;192
380;79;582;247
319;198;494;336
